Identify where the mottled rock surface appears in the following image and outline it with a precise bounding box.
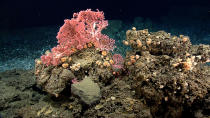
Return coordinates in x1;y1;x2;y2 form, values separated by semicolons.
71;76;101;105
124;28;210;118
35;47;115;97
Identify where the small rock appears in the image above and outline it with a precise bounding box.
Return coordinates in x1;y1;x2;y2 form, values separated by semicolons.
95;104;103;110
106;98;111;102
159;85;164;89
110;96;116;101
71;76;101;105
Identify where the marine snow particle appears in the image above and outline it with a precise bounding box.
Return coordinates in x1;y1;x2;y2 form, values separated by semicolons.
62;63;69;69
101;50;107;56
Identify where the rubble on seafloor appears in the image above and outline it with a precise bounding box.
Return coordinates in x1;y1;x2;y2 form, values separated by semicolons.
0;28;209;118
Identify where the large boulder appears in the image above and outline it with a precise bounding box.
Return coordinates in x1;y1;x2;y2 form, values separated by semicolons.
71;76;101;105
36;67;75;96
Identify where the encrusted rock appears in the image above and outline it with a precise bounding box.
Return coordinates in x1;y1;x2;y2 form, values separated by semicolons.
125;28;210;118
36;67;75;96
126;29;192;56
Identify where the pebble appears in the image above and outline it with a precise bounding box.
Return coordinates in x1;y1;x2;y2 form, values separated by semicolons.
111;96;116;101
95;104;104;110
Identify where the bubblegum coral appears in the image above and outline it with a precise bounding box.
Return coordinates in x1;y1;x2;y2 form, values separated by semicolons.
41;9;115;66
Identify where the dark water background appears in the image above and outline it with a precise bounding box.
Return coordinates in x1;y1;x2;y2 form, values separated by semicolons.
0;0;210;72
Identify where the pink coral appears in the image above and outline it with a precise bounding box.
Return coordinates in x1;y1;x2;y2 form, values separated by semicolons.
113;54;124;65
41;9;115;66
112;54;124;71
56;9;115;51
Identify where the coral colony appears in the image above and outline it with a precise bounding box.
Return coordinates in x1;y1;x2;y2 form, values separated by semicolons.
40;9;115;66
35;9;124;97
